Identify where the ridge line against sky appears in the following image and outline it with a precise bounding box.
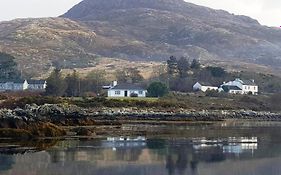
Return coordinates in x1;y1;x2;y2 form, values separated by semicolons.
0;0;280;27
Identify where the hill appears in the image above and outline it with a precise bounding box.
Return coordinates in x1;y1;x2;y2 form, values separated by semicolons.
62;0;281;68
1;0;281;78
0;17;111;77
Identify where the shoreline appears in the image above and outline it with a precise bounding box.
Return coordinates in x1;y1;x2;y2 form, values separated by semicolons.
1;103;281;139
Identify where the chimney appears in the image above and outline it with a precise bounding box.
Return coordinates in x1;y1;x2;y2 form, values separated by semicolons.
112;81;118;87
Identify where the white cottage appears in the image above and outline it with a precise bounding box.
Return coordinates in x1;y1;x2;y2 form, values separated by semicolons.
193;82;218;92
220;78;258;95
27;80;47;91
106;81;147;98
0;80;28;91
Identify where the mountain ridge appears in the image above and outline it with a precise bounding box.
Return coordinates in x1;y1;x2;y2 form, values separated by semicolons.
1;0;281;77
62;0;281;67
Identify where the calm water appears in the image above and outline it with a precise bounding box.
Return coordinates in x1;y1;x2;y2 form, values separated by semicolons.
1;121;281;175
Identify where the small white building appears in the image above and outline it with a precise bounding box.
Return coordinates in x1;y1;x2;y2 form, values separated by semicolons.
0;80;28;91
27;80;47;91
106;81;147;98
220;78;258;95
193;82;218;92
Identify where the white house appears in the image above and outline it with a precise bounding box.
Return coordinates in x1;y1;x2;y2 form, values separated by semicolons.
106;81;147;98
0;80;28;91
193;82;218;92
220;78;258;95
219;85;243;94
27;80;47;91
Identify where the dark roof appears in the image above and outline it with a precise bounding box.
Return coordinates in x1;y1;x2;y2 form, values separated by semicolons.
234;78;256;86
111;84;146;90
222;85;242;92
27;80;46;84
240;79;257;86
196;82;218;87
0;79;26;83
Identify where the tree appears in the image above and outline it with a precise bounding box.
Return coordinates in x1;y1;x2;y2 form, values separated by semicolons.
147;82;169;97
177;57;190;78
116;68;144;84
206;66;226;77
46;68;67;96
65;70;80;97
190;59;200;69
167;56;178;76
84;70;107;94
0;52;21;80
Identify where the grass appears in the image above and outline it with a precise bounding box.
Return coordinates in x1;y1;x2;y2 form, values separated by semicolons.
106;97;158;102
0;92;277;111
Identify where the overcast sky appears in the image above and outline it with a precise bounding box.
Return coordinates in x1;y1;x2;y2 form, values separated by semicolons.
0;0;280;27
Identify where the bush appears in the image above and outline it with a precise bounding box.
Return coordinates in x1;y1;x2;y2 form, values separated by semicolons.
147;82;169;97
205;90;220;97
130;93;138;97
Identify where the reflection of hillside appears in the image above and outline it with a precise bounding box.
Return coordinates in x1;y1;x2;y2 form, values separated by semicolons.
2;124;281;175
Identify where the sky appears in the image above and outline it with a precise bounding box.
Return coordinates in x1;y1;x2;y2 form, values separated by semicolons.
0;0;280;27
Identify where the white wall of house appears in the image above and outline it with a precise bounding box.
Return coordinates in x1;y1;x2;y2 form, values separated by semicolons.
0;80;47;91
0;81;28;91
242;85;258;95
193;82;218;92
201;86;218;92
108;89;147;98
222;79;258;95
229;90;243;94
28;83;47;90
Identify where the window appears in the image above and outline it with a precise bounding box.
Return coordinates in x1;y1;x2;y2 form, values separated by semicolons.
139;91;143;95
115;91;121;95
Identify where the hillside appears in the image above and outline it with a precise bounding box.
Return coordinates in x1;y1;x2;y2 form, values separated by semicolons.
1;0;281;78
0;17;112;77
63;0;281;68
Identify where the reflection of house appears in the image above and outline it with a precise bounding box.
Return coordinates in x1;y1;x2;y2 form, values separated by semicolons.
193;82;218;92
105;81;147;98
219;78;258;95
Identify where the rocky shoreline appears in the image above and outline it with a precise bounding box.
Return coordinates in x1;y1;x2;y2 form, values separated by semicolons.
1;103;281;138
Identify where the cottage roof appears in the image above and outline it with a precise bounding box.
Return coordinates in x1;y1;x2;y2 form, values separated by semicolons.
235;78;257;86
241;79;257;86
111;84;146;91
196;82;218;87
27;80;46;84
0;79;26;83
222;85;242;92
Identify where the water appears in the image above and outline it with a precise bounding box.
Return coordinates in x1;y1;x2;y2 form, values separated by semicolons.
1;122;281;175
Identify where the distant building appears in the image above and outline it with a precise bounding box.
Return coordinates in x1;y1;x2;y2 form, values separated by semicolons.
0;79;28;91
0;79;47;92
27;80;47;91
220;85;243;94
193;82;218;92
105;81;147;98
219;78;258;95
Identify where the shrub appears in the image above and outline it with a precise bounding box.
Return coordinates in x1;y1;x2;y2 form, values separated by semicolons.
147;82;169;97
205;90;220;97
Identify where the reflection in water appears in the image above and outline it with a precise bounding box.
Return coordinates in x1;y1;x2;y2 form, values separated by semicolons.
1;125;281;175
